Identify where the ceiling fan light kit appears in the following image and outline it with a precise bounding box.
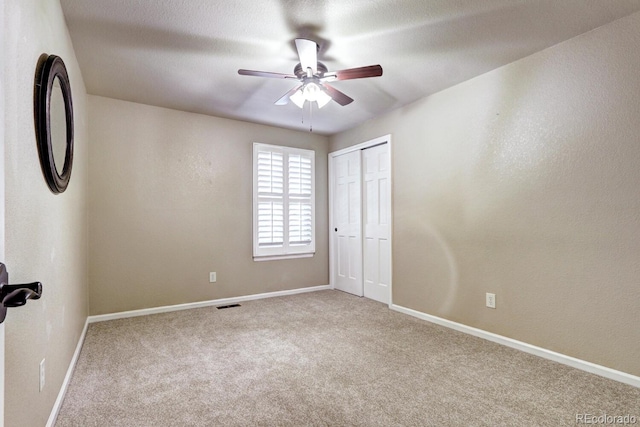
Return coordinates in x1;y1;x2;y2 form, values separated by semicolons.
238;38;383;112
288;82;331;109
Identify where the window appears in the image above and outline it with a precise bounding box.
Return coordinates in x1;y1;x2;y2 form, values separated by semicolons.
253;143;315;260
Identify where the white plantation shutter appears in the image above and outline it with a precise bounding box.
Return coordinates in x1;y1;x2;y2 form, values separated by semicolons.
256;150;284;247
288;154;313;245
257;201;283;246
253;144;315;259
288;154;312;196
288;203;312;244
256;150;284;194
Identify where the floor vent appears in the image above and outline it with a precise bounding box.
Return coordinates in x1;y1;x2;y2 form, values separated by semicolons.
216;304;241;310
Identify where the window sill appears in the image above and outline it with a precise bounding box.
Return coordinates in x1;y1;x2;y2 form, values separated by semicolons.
253;253;314;262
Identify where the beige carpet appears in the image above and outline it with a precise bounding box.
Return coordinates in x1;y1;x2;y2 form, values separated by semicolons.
56;290;639;426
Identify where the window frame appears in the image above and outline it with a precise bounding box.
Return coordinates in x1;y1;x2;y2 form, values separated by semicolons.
253;143;316;261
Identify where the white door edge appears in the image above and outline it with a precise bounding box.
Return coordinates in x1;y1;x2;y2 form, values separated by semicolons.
0;0;7;421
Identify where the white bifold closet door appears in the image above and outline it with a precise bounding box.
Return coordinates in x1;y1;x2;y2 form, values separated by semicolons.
331;142;390;304
333;150;363;296
362;144;391;304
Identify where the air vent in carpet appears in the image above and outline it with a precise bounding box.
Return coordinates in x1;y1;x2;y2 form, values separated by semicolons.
216;304;241;310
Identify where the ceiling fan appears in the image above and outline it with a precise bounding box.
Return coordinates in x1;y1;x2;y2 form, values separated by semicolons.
238;38;383;109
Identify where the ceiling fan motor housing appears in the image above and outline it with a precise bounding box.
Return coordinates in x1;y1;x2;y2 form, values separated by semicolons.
295;62;328;79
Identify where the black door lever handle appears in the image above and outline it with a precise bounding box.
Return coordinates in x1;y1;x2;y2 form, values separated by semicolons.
1;282;42;307
0;263;43;323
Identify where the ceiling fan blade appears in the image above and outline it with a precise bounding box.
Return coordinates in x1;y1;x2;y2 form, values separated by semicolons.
238;69;297;79
274;84;303;106
323;84;354;106
295;38;318;75
322;65;383;82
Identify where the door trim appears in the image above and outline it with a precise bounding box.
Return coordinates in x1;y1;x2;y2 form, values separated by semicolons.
1;0;6;421
328;135;393;307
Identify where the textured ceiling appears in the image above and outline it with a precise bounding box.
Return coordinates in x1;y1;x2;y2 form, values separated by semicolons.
60;0;640;135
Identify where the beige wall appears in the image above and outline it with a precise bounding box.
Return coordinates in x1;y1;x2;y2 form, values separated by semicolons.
4;0;89;426
88;96;329;315
4;5;639;426
331;12;640;376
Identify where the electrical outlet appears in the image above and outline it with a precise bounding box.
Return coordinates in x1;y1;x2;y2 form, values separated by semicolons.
209;272;217;283
39;359;46;392
486;293;496;309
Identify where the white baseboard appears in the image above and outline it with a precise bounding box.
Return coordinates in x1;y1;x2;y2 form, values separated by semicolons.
88;284;332;323
46;318;89;427
391;304;640;389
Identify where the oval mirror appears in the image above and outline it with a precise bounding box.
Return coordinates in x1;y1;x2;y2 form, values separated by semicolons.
50;76;67;176
34;54;74;194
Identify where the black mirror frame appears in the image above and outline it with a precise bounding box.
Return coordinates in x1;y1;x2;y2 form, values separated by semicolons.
34;54;74;194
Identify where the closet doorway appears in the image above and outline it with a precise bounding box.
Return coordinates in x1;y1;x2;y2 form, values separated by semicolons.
329;135;392;305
